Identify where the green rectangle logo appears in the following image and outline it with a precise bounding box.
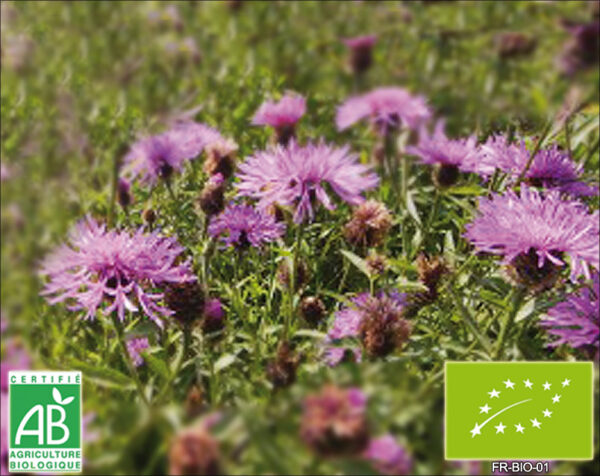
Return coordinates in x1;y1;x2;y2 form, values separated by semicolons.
8;371;82;473
445;362;593;460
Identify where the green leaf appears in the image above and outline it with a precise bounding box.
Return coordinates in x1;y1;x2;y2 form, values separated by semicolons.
395;277;428;293
214;353;237;373
67;358;134;389
405;191;422;225
340;249;371;278
142;352;170;380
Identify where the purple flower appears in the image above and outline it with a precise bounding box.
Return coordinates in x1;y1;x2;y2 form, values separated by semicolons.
336;87;431;134
252;93;306;129
122;122;224;185
475;136;597;196
363;435;413;475
1;339;31;392
539;272;599;352
0;162;11;182
208;203;285;248
204;298;225;320
342;34;377;50
40;218;196;327
126;337;150;367
236;141;379;223
407;121;479;170
464;186;599;282
1;392;8;475
557;20;600;75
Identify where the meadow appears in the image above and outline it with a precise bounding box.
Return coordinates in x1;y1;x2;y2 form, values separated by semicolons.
1;1;599;474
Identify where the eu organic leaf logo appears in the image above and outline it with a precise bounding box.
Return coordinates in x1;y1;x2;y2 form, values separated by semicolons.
445;362;593;460
52;387;74;406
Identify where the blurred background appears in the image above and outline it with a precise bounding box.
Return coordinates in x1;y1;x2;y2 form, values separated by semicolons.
1;1;599;474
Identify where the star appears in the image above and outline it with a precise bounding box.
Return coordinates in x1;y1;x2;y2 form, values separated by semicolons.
552;394;561;403
561;378;570;387
503;378;515;389
470;423;482;438
531;418;541;429
479;404;491;414
523;379;533;389
488;389;500;398
495;422;506;434
515;423;525;433
543;381;551;391
543;409;552;418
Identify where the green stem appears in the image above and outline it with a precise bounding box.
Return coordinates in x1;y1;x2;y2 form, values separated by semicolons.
112;315;150;407
516;121;552;186
156;325;190;403
422;189;441;251
495;288;527;359
450;288;493;356
107;150;120;228
282;226;303;342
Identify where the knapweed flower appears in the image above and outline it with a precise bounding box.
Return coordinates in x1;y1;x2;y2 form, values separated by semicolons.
336;87;431;134
342;34;377;74
464;186;599;289
344;200;392;248
266;342;300;389
406;121;479;187
164;281;205;325
252;93;306;145
198;173;226;216
300;385;369;457
40;218;195;327
539;272;599;353
557;20;600;75
236;141;379;223
475;135;597;196
168;424;221;476
122;122;223;185
323;291;411;364
363;435;413;475
208;203;285;248
126;337;149;367
202;298;226;334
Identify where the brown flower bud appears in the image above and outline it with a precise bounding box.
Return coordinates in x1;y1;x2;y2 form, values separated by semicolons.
266;341;300;389
198;175;225;216
495;32;537;59
300;296;326;326
344;200;392;248
164;282;205;325
276;259;308;291
168;426;221;475
203;139;238;179
142;208;157;226
432;163;460;188
366;253;387;276
506;248;562;293
184;385;205;420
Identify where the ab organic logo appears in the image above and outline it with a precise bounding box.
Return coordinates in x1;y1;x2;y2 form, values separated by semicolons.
445;362;593;460
8;371;82;473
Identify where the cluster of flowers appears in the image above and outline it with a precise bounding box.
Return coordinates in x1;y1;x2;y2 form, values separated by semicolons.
35;30;598;469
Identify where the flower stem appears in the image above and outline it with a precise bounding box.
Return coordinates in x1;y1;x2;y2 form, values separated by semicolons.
282;225;303;342
111;314;150;407
422;189;441;251
495;287;527;359
450;288;493;356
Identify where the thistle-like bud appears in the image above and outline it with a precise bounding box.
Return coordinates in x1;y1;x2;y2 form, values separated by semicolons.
168;425;221;475
198;173;225;216
495;32;537;59
343;35;377;75
366;252;387;276
300;296;326;326
432;163;460;188
117;178;132;209
203;139;238;179
344;200;392;248
164;282;205;326
266;341;300;389
506;248;562;293
201;298;226;335
185;385;205;420
276;259;308;291
142;208;156;227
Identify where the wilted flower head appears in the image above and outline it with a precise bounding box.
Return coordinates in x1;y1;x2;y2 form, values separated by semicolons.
164;281;205;325
363;435;413;475
540;272;599;353
123;122;223;185
203;137;238;178
208;203;285;248
126;337;149;367
336;87;432;134
40;218;195;327
464;186;599;287
236;141;379;223
495;32;537;59
344;200;392;248
168;424;221;475
475;136;597;196
342;34;377;74
300;296;326;326
198;173;226;216
300;385;369;457
324;291;410;364
252;93;306;145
